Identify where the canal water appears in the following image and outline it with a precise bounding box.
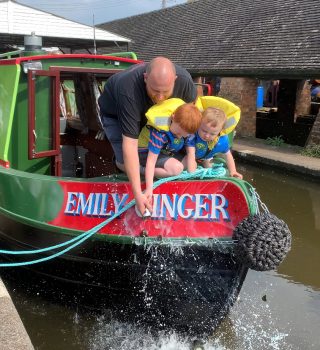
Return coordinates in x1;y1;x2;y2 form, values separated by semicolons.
1;162;320;349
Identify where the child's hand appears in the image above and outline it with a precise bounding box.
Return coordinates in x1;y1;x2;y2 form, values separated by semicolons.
144;187;153;203
230;171;243;179
203;159;212;168
187;160;198;173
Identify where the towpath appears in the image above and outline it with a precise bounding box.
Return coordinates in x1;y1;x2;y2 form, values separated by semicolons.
232;137;320;179
0;278;34;349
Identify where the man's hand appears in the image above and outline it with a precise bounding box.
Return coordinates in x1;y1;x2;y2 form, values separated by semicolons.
122;136;153;217
135;192;153;216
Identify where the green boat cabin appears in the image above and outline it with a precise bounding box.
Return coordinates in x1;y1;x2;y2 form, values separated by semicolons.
0;52;139;178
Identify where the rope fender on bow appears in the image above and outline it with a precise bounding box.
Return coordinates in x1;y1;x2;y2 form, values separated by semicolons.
232;189;292;271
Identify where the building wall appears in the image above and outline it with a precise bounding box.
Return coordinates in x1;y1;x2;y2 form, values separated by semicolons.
219;77;258;137
307;111;320;145
295;80;311;118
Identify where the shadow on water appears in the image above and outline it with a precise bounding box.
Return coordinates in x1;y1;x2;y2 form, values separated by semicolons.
1;162;320;349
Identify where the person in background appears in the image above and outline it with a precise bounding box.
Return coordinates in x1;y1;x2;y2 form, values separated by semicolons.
98;57;197;215
310;79;320;101
138;102;202;201
187;107;243;179
264;80;279;108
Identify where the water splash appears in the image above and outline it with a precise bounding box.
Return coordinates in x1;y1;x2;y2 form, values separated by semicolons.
221;278;291;350
85;270;292;350
88;320;222;350
87;296;290;350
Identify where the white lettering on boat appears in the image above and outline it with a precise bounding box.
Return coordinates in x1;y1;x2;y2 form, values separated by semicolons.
64;192;230;221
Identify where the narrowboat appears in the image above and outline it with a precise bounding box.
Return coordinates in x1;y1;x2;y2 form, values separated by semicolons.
0;38;290;336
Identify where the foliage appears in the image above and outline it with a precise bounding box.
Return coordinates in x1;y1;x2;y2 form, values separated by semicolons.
300;144;320;158
265;135;285;147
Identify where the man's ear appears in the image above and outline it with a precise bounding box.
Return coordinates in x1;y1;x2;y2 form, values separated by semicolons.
175;75;177;81
143;72;148;83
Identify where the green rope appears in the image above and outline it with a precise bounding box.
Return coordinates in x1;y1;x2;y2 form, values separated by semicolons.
0;165;226;267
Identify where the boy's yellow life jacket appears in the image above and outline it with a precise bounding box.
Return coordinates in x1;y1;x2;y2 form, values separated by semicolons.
145;98;186;131
195;96;241;136
138;98;186;148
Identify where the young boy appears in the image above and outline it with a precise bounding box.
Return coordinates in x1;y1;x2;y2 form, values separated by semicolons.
138;100;202;199
186;106;243;179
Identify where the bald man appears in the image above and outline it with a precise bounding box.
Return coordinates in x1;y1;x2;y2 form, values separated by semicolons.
98;57;197;215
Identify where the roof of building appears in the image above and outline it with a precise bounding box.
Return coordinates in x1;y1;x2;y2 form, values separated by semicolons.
99;0;320;78
0;0;130;51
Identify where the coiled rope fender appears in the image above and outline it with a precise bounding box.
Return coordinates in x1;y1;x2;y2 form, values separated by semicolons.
232;212;292;271
0;164;226;267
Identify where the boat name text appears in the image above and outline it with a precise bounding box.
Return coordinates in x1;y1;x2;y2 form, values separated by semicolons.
64;192;230;221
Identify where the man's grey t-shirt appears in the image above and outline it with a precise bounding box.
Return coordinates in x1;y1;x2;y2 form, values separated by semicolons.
98;63;197;139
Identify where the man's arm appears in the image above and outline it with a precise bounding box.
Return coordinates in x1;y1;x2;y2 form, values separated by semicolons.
122;135;152;215
145;151;159;200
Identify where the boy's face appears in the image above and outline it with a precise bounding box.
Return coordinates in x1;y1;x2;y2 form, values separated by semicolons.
198;121;223;141
169;120;190;139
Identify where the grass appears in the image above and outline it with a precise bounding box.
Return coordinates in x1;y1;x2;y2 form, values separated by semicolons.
300;144;320;158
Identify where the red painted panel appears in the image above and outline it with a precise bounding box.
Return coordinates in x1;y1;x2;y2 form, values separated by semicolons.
49;180;250;239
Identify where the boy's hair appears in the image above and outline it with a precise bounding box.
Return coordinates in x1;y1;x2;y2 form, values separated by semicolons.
173;103;202;133
202;107;226;128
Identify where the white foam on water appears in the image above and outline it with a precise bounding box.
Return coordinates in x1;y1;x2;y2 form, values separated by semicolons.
88;319;224;350
87;273;291;350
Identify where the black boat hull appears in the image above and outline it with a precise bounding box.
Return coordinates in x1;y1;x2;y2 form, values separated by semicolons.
0;214;247;336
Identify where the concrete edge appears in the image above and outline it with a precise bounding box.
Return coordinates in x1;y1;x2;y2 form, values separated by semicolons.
233;150;320;179
0;277;34;350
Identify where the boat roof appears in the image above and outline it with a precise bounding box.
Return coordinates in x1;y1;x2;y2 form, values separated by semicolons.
0;53;142;66
0;0;131;50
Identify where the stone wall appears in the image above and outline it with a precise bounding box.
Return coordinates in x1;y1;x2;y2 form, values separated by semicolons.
0;278;34;350
307;111;320;145
295;80;311;119
219;77;258;137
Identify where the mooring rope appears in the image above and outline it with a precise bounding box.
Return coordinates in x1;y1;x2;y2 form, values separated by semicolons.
0;164;226;267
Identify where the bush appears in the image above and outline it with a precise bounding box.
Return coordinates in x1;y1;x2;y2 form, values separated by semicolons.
300;144;320;158
265;136;285;147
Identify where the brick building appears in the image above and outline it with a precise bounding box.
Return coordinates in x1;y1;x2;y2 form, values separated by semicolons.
99;0;320;146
